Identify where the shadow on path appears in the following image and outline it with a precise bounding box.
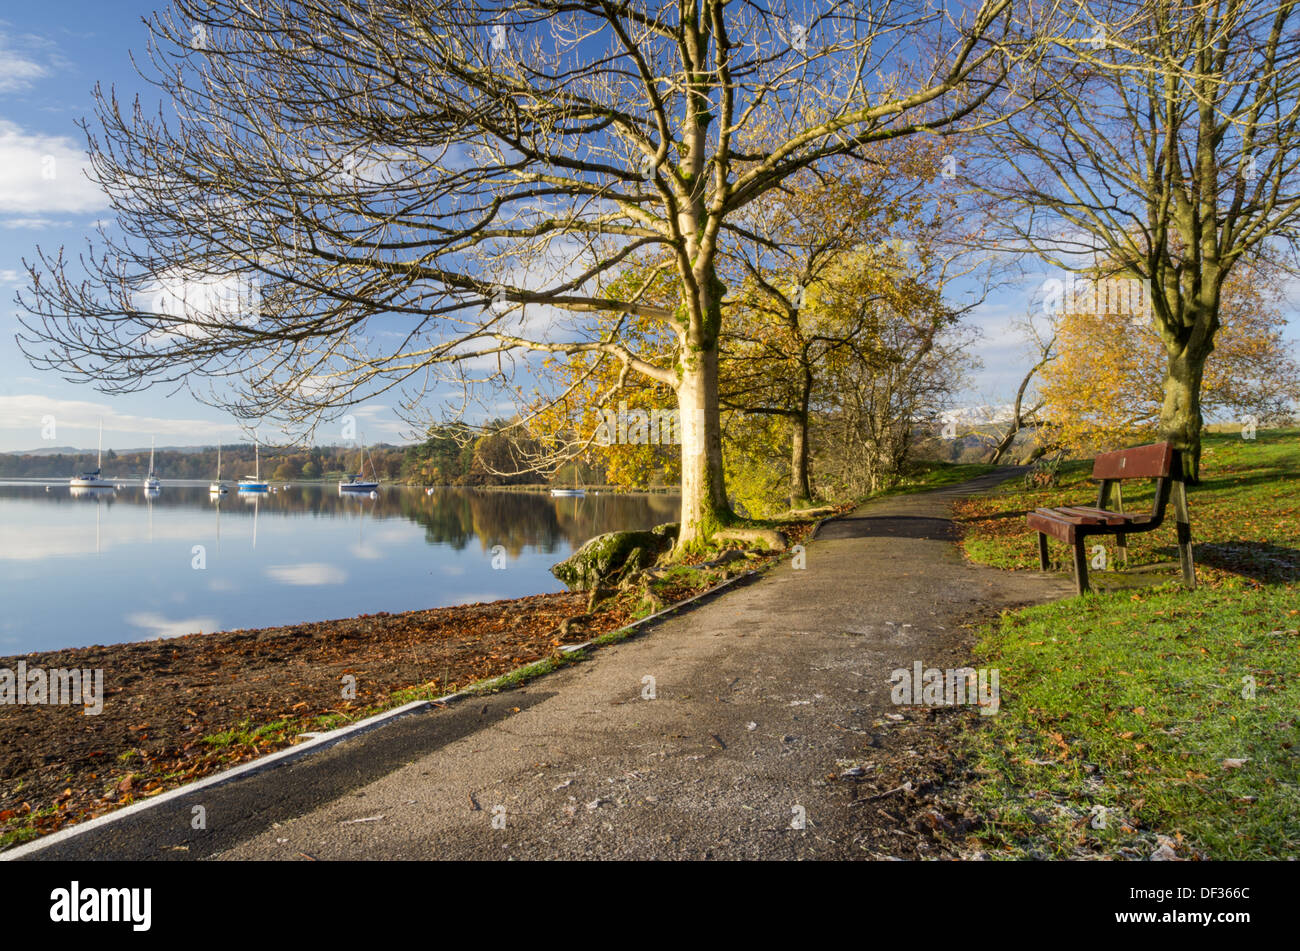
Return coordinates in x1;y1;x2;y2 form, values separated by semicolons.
818;514;957;542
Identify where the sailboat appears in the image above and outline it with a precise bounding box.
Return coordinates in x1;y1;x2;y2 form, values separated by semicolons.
339;437;380;492
237;438;269;493
209;442;229;496
70;420;113;491
143;437;161;492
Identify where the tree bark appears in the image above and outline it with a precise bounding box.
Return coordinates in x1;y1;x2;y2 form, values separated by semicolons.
676;341;732;551
789;368;813;507
1158;346;1206;482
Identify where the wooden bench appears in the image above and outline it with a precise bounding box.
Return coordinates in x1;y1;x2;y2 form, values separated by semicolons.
1026;442;1195;596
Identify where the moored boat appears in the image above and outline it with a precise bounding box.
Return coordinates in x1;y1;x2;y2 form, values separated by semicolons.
339;436;381;493
70;420;114;492
209;441;229;495
237;438;268;493
143;437;161;491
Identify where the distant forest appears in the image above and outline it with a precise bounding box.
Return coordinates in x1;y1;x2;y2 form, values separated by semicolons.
0;422;612;487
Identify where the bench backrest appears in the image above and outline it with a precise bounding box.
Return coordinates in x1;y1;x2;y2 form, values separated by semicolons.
1092;442;1186;524
1091;442;1176;481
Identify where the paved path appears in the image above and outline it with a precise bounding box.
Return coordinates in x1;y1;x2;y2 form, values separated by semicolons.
24;469;1073;860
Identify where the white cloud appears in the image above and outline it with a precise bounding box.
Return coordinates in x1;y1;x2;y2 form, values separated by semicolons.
0;216;68;229
342;403;409;443
0;39;46;93
0;394;243;448
0;119;108;216
265;562;347;586
135;267;263;343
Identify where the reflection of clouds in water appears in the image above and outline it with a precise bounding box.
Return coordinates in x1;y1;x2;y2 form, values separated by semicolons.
0;518;203;560
207;578;237;592
350;543;384;561
266;563;347;586
127;612;220;639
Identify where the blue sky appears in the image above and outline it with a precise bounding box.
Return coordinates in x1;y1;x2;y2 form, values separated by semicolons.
0;2;414;452
0;3;273;451
0;4;1294;454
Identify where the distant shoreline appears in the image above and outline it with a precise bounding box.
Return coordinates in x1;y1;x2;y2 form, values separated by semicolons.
0;478;679;493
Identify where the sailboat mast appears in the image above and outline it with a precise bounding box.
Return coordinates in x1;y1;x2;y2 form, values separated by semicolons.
149;437;155;477
216;442;222;480
97;419;103;470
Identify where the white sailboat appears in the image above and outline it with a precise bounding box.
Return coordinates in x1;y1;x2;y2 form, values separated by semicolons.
339;436;380;493
209;442;229;496
69;420;113;492
238;438;268;493
143;437;161;492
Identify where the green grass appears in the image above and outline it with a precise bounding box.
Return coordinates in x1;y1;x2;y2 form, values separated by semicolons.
200;719;296;748
967;584;1300;859
0;806;57;850
954;428;1300;859
875;460;998;498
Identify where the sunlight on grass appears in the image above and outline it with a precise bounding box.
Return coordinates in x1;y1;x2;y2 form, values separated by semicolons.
953;429;1300;859
966;583;1299;859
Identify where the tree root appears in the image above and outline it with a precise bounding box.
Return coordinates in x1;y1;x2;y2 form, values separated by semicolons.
711;527;788;551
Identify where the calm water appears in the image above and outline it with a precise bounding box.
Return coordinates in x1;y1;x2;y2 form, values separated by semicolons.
0;482;679;655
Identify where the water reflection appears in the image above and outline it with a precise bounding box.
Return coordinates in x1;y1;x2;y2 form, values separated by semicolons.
0;483;678;653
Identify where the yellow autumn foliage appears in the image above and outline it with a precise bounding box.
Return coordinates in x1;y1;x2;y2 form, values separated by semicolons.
1039;264;1300;453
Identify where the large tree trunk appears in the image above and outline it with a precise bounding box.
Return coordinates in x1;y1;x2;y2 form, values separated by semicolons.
1158;346;1206;482
789;417;812;507
676;342;732;552
789;369;813;507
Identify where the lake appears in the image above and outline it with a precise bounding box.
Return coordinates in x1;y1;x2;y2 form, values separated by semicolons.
0;482;679;655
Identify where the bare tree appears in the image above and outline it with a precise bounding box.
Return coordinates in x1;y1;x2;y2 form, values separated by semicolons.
17;0;1036;548
817;283;970;495
974;0;1300;479
955;309;1057;464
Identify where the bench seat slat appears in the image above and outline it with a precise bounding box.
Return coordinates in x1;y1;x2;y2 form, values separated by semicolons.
1055;506;1133;525
1026;510;1078;543
1033;507;1109;525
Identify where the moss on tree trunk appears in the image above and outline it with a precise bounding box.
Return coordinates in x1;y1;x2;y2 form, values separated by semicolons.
1158;347;1207;483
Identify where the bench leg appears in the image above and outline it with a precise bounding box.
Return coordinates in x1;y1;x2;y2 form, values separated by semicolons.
1113;484;1128;567
1037;532;1050;570
1071;537;1090;596
1173;481;1196;589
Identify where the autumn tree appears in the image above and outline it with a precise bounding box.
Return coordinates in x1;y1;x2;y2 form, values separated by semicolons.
717;143;954;507
16;0;1046;550
528;155;971;511
976;0;1300;479
1039;261;1300;453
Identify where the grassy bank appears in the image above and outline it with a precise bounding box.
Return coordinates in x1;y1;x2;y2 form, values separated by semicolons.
953;429;1299;859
